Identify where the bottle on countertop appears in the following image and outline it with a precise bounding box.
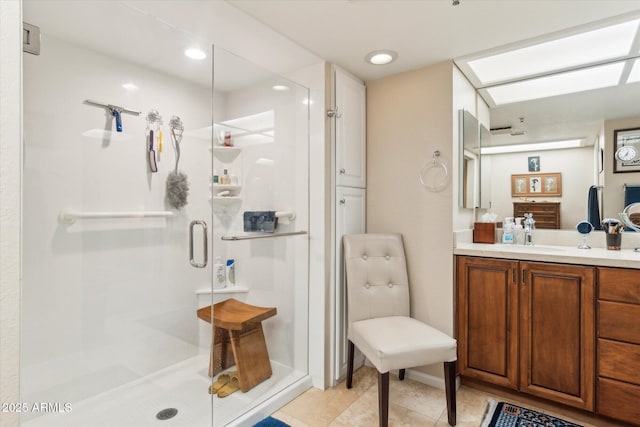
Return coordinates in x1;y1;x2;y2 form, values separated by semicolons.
502;217;515;244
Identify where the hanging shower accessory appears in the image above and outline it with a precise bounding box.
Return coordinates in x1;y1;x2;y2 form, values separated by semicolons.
146;110;163;172
166;116;190;209
84;99;141;133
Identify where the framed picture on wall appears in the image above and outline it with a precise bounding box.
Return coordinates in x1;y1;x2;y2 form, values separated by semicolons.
511;173;562;197
613;127;640;173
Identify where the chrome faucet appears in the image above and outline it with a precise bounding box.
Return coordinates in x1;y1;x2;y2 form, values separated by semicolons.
524;213;535;246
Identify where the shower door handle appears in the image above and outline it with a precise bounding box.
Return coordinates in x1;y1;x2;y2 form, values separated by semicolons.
189;220;208;268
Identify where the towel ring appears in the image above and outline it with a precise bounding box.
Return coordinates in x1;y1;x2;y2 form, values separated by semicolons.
419;150;448;192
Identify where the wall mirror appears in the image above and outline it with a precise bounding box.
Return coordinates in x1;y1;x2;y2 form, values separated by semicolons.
455;12;640;229
459;110;479;209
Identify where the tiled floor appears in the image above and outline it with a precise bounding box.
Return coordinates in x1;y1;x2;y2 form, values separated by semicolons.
271;366;601;427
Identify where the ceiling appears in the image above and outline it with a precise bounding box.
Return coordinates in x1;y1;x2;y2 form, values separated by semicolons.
24;0;640;145
230;0;640;146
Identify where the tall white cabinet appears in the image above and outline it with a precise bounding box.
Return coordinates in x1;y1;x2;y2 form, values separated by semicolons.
332;66;367;382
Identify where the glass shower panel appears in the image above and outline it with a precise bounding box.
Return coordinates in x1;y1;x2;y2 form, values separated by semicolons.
210;47;309;426
21;1;214;426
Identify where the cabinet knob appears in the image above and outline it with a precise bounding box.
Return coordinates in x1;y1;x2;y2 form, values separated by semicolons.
339;198;346;204
339;168;346;174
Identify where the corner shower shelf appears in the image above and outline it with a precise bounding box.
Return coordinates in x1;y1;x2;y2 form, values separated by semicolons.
212;184;242;191
59;209;175;224
212;196;242;204
210;146;241;155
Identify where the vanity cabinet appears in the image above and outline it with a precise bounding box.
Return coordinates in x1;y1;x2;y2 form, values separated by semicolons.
456;257;519;389
457;256;595;411
513;202;560;229
597;267;640;424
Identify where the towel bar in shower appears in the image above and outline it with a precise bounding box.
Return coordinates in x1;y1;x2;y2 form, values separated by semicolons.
59;209;175;224
221;231;308;241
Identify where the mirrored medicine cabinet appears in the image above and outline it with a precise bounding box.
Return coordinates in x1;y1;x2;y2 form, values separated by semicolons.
459;109;491;209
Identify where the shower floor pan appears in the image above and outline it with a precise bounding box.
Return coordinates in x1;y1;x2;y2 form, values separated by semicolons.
23;354;307;427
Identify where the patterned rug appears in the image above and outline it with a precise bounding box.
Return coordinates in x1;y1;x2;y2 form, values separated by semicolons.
481;400;583;427
252;416;290;427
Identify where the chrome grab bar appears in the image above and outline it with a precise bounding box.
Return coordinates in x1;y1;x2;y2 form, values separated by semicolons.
221;231;308;241
189;220;208;268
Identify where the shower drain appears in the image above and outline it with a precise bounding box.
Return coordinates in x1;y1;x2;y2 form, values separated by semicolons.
156;408;178;420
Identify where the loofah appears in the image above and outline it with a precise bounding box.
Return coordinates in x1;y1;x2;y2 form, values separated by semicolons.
166;170;189;209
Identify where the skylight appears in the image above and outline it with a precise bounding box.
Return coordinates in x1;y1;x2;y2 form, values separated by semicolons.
468;19;639;85
628;59;640;83
456;15;640;106
486;62;625;105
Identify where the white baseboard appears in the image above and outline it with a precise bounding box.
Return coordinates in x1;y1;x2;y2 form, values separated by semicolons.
227;375;312;426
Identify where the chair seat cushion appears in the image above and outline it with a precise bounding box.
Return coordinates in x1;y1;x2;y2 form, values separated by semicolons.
348;316;457;373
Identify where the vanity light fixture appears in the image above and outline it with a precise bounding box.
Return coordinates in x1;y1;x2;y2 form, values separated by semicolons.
184;48;206;60
365;50;398;65
481;138;586;155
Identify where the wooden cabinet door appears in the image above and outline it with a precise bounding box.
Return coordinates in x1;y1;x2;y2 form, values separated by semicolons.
457;256;519;389
335;67;366;188
519;262;594;410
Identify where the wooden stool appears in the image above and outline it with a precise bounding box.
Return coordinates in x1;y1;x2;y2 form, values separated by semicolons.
197;298;277;392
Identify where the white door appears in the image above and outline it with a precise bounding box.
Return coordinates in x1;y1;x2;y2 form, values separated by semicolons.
335;67;366;188
334;186;366;380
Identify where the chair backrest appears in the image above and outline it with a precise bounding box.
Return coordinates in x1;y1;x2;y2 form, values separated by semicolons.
343;233;410;324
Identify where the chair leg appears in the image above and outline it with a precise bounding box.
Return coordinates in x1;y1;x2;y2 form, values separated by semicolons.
378;371;389;427
346;340;354;389
398;368;405;381
444;361;457;426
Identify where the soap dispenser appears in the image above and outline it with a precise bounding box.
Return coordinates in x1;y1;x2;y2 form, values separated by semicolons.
502;217;515;244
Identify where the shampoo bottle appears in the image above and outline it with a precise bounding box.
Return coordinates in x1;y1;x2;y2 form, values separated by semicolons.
214;256;226;289
226;259;235;286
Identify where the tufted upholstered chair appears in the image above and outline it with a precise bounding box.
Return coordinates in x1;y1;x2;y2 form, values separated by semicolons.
343;233;457;427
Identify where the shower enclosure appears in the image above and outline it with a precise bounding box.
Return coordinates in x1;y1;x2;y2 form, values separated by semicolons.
21;2;310;426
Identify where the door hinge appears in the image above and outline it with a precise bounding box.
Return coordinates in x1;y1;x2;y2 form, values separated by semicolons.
23;22;41;55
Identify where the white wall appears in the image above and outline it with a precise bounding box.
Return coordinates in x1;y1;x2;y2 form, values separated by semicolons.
0;2;22;427
367;61;455;381
485;147;595;229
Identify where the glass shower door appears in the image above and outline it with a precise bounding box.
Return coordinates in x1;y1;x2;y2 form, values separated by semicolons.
209;46;310;426
21;1;216;426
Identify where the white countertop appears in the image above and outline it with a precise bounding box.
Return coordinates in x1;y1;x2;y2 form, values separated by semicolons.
454;242;640;269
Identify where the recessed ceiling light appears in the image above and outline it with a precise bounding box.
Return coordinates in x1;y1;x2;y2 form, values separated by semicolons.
122;83;138;91
272;84;290;91
184;48;206;60
365;50;398;65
